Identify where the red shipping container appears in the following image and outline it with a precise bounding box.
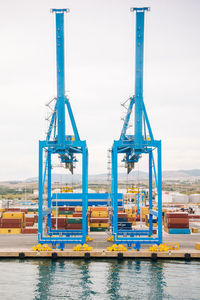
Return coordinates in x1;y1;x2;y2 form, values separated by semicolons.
73;213;82;217
51;218;67;226
6;208;21;212
90;218;109;223
67;223;82;229
26;222;35;227
25;217;35;223
52;226;66;230
65;207;75;211
1;218;22;224
167;224;189;229
166;212;188;219
59;207;66;212
118;213;128;218
23;228;38;234
20;209;26;213
167;218;189;225
34;215;38;223
0;223;22;228
189;215;200;219
51;222;66;228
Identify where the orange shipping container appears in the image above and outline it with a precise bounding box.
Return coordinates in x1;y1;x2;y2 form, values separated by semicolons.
92;207;107;212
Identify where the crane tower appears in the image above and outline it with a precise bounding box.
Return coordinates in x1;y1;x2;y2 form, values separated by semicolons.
38;9;88;249
111;7;162;250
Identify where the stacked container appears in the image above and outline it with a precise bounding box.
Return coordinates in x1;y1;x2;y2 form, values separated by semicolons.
24;211;38;234
90;207;108;232
51;217;67;230
141;207;149;222
67;216;82;230
66;206;83;230
164;212;190;234
0;212;25;234
59;207;75;218
118;211;132;230
145;215;158;227
51;206;83;230
124;208;136;226
27;208;38;214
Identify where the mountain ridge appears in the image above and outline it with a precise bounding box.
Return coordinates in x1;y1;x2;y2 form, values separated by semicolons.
23;169;200;183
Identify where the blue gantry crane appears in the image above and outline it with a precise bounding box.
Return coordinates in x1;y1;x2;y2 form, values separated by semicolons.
111;7;162;250
38;9;88;249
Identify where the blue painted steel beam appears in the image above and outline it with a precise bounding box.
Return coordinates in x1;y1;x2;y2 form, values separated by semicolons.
120;97;135;140
47;151;51;232
82;145;88;241
157;141;162;244
51;9;69;13
141;99;154;141
49;230;82;234
44;140;86;148
52;200;123;206
42;155;48;192
46;107;56;141
54;10;67;149
118;230;149;235
40;237;83;242
149;151;153;236
52;192;123;200
149;209;158;217
131;7;150;12
115;239;160;245
134;10;145;150
38;141;43;242
112;145;118;238
152;153;158;189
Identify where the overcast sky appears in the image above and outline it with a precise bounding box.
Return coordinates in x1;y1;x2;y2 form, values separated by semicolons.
0;0;199;180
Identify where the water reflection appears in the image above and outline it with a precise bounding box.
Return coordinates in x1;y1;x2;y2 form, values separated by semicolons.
147;261;167;300
134;260;141;272
34;260;56;300
78;260;95;298
106;260;124;299
33;259;167;299
29;259;200;299
34;259;95;299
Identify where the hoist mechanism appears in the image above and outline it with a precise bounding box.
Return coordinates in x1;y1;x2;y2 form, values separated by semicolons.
111;7;162;250
38;9;88;249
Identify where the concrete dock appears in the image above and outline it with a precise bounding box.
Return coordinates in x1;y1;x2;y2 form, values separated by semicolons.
0;232;199;259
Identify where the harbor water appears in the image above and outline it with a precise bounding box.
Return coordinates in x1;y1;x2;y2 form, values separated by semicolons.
0;259;200;299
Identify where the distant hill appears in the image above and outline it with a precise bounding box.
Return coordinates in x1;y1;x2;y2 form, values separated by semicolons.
163;169;200;179
178;169;200;176
24;169;200;183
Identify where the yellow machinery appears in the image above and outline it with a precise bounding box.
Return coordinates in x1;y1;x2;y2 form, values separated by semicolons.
73;244;93;251
60;186;73;193
126;187;139;194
